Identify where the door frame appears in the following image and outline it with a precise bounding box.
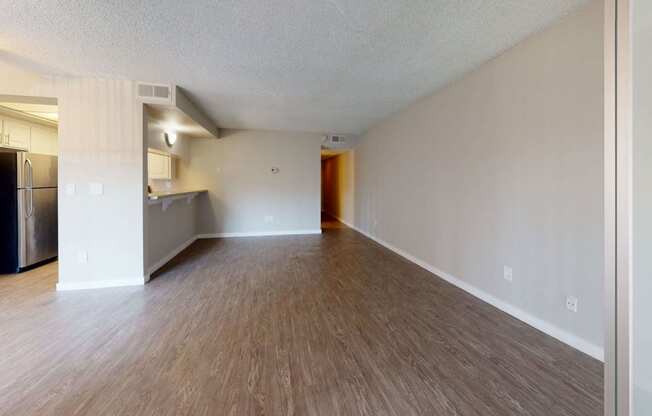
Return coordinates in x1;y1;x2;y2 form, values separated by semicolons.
605;0;633;414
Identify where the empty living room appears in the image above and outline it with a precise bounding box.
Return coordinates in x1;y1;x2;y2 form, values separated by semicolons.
0;0;649;415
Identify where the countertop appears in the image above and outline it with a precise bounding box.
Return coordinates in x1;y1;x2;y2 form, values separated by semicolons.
148;189;207;200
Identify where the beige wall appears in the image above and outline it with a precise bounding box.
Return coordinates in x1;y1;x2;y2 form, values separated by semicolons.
0;61;146;289
57;78;145;288
354;1;603;356
147;201;198;272
145;115;199;273
185;129;322;236
146;116;191;193
0;59;57;98
322;151;355;225
146;114;190;160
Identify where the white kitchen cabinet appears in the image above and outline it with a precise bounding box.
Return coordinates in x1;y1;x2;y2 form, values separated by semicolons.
148;149;173;180
1;119;31;150
30;125;58;156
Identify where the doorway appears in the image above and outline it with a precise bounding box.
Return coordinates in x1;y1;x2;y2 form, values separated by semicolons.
0;95;59;278
321;148;354;230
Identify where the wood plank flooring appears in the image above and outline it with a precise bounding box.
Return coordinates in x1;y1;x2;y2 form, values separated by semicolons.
0;221;602;415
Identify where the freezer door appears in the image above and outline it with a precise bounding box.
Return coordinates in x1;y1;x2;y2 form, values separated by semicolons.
18;188;58;268
16;153;58;189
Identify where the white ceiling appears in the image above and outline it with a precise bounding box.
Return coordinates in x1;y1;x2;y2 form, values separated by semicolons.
1;0;589;135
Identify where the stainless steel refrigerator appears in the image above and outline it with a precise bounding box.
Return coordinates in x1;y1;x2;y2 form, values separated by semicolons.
0;152;58;273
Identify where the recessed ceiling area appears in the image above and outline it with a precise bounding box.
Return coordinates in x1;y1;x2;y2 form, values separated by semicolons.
145;104;216;140
1;0;589;135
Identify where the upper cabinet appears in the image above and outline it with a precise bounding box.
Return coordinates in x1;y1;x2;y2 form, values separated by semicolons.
148;149;174;180
1;118;31;151
30;125;58;156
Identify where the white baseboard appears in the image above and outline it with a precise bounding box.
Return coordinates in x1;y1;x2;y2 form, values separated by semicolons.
348;223;604;362
56;230;323;291
197;229;322;238
56;278;145;291
148;235;198;276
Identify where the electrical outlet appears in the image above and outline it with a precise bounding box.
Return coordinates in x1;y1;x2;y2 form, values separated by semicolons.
503;266;513;282
566;296;578;313
264;215;274;224
77;251;88;264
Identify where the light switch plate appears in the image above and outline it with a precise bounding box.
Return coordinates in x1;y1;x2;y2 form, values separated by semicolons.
503;266;513;282
77;251;88;264
65;184;76;196
89;183;103;196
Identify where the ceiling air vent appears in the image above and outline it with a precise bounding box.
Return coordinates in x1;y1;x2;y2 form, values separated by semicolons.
137;82;171;102
329;135;345;144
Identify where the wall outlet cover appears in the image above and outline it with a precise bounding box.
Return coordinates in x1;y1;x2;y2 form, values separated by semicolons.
566;296;578;313
264;215;274;223
77;251;88;264
503;266;513;282
89;183;104;196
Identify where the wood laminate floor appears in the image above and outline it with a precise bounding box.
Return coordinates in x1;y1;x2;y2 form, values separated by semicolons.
0;220;602;415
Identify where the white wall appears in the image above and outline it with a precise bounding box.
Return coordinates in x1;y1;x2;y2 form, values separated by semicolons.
184;129;322;236
0;61;147;289
353;1;603;357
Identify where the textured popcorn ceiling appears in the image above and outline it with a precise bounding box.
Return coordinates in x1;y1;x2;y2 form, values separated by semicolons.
1;0;589;135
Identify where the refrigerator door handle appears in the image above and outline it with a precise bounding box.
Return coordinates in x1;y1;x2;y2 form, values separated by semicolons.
23;189;30;218
25;158;33;188
24;158;34;218
28;189;33;218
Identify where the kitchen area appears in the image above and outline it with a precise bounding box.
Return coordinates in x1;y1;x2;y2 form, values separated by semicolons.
0;86;219;282
0;100;59;275
142;91;218;278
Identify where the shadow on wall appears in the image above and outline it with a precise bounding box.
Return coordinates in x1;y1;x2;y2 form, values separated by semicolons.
196;193;224;235
0;50;68;76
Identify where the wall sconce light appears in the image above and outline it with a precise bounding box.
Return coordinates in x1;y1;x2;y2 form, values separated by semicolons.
164;131;177;147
